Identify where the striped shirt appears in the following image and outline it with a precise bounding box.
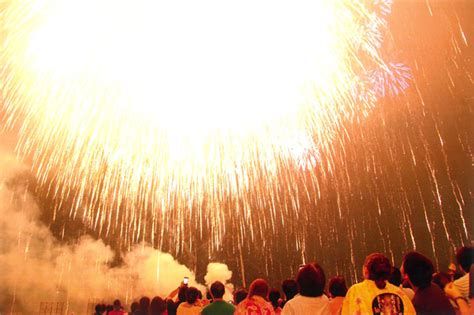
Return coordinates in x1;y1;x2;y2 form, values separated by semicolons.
453;273;470;301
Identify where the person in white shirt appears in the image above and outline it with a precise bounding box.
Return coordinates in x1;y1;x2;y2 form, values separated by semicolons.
453;246;473;303
282;263;330;315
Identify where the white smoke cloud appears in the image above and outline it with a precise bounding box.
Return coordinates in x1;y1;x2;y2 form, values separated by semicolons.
204;263;234;302
0;142;231;314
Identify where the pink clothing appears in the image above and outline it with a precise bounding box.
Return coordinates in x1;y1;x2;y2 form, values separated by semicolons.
328;297;344;315
235;296;276;315
108;311;126;315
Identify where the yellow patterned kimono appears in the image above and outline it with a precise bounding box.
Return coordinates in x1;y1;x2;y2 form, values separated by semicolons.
341;280;415;315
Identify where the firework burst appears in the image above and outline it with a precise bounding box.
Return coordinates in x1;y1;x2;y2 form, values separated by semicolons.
1;0;409;250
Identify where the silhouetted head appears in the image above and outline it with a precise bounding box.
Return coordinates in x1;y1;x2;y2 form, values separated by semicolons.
269;288;281;308
233;288;248;305
432;272;451;290
139;296;151;311
150;296;166;315
113;300;122;311
186;287;200;305
94;304;102;314
166;299;176;313
178;286;188;303
281;279;298;301
206;290;213;302
388;267;402;287
328;276;347;297
456;246;473;273
364;253;391;289
402;251;434;289
248;279;270;299
130;302;139;313
296;263;326;297
210;281;226;299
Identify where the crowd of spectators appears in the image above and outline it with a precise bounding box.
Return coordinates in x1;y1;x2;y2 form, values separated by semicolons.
93;246;472;315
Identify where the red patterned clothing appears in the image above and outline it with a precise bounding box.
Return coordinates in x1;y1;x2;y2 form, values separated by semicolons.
235;296;276;315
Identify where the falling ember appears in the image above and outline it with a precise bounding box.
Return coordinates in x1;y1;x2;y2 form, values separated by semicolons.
0;0;411;251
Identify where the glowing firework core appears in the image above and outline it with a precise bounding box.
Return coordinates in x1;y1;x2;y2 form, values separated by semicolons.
26;0;337;133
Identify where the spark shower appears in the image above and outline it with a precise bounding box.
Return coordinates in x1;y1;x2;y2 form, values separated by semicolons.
0;0;472;286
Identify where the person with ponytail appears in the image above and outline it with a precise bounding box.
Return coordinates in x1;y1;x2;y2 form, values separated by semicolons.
341;253;415;314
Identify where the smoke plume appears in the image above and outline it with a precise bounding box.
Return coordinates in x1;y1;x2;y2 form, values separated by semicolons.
0;142;232;314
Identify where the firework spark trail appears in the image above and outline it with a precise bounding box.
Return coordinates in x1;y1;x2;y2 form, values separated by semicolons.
253;0;471;284
0;0;410;252
1;0;471;291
